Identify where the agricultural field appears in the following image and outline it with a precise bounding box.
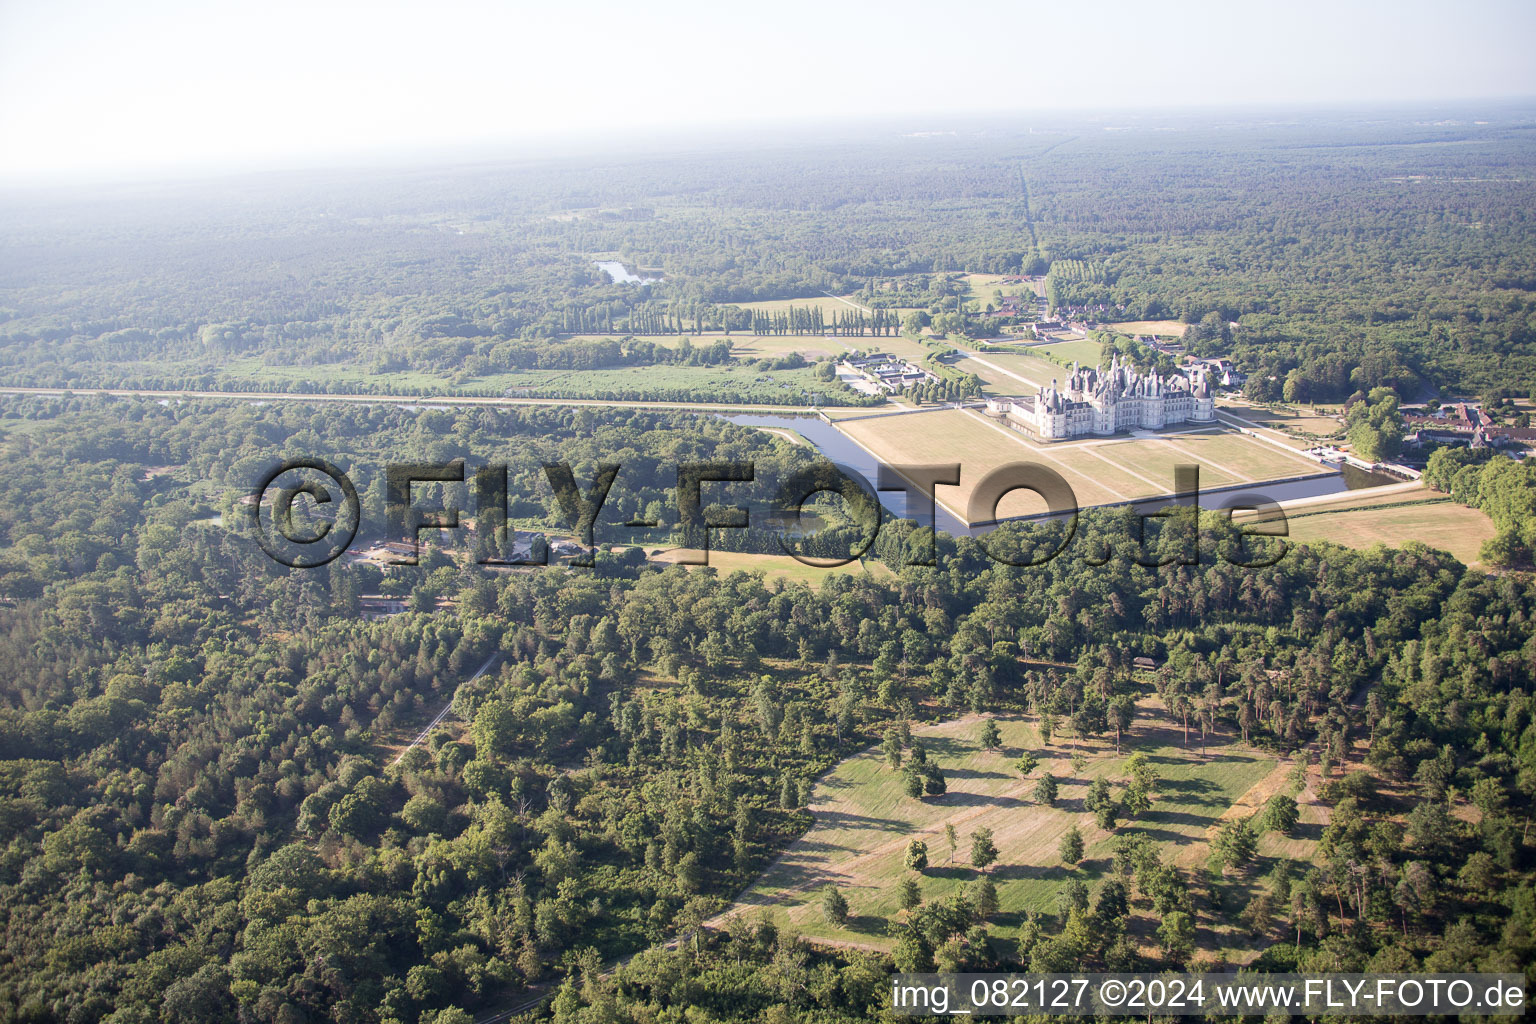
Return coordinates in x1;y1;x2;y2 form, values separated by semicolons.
720;710;1315;962
1103;320;1190;337
1267;492;1497;566
646;548;894;587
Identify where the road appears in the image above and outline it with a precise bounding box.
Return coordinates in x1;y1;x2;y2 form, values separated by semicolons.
0;385;828;416
391;652;500;767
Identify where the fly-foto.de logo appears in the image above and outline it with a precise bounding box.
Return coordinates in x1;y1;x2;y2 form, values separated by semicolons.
247;458;1289;570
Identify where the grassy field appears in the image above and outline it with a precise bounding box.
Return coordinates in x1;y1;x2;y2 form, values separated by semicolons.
733;295;872;316
1273;494;1497;565
722;710;1309;962
160;358;455;393
962;273;1029;307
1093;436;1242;491
1035;339;1105;366
837;409;1133;516
677;334;852;360
222;360;845;403
953;351;1064;392
544;331;927;363
836;411;1333;521
646;548;893;587
1222;404;1345;438
819;406;905;421
1103;320;1189;337
631;331;930;364
862;335;944;364
95;347;862;405
1095;429;1323;488
474;362;843;402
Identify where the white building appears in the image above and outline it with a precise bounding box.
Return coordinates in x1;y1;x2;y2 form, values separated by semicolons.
987;356;1216;439
839;354;936;393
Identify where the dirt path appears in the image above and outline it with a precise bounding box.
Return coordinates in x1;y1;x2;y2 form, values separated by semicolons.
822;292;875;315
389;652;500;767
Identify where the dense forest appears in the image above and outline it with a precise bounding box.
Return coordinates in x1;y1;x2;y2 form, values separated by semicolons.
3;108;1535;402
2;106;1535;1022
0;396;1533;1022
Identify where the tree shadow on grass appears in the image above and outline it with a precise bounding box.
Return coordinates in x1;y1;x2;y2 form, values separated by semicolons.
844;913;892;936
991;862;1072;883
788;839;855;855
990;909;1025;929
812;810;910;831
1156;776;1220;795
1139;808;1219;827
929;792;1024;809
1124;826;1200;847
746;861;828;893
946;767;1012;781
1292;821;1324;842
922;865;973;882
923;736;971;759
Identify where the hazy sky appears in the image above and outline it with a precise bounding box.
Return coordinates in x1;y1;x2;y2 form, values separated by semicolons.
2;0;1534;182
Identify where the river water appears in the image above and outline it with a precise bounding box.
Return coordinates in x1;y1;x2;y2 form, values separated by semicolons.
720;412;1398;537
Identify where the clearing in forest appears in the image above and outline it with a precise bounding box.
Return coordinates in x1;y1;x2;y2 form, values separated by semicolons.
1102;320;1189;337
645;548;894;588
722;709;1321;963
1271;494;1497;566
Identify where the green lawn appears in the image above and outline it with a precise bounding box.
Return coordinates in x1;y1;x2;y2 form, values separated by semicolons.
961;273;1025;308
1035;339;1106;366
953;351;1063;392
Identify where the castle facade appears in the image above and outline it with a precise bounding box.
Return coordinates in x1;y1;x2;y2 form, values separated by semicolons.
986;357;1216;439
